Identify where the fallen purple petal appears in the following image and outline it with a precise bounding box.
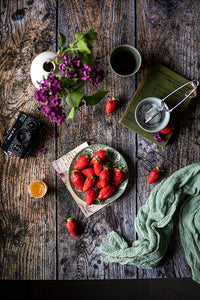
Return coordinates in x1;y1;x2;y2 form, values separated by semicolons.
52;132;56;139
40;147;47;154
56;172;62;179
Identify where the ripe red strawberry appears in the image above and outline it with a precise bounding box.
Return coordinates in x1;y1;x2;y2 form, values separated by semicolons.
70;170;84;190
160;125;174;135
148;166;160;184
64;217;78;237
83;175;96;192
106;97;118;114
95;177;102;189
74;155;90;170
93;157;103;176
99;166;110;188
98;184;115;200
86;188;98;205
80;167;96;177
89;150;108;165
111;167;125;186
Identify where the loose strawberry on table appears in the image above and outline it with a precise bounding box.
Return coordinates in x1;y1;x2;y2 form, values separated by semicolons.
64;217;78;237
106;97;118;114
74;155;90;170
160;125;174;134
148;166;160;184
70;170;85;190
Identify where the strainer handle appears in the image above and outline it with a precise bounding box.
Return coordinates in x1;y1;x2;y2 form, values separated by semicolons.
161;80;199;113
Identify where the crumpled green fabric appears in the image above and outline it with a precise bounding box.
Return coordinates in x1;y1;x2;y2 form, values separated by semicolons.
100;163;200;284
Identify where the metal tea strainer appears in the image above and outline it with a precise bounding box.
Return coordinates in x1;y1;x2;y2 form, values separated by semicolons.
135;80;199;133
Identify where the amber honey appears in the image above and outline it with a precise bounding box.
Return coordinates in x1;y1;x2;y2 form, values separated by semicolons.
28;180;48;198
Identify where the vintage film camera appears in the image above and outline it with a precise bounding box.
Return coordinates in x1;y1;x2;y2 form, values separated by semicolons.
1;112;43;158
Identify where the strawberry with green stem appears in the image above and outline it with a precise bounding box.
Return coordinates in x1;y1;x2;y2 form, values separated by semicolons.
83;175;96;191
89;150;108;165
106;96;119;114
86;188;98;205
64;217;78;237
99;165;110;188
70;170;84;190
97;184;115;200
80;167;96;177
74;155;90;170
93;157;103;176
111;166;125;186
148;166;160;184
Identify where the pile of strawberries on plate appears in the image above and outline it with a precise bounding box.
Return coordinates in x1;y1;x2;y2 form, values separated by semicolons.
70;149;126;205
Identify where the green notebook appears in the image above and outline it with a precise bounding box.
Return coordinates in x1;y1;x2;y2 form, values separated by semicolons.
119;63;196;147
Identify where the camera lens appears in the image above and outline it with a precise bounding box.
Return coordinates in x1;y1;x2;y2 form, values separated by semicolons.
26;120;38;131
12;143;23;154
17;130;31;144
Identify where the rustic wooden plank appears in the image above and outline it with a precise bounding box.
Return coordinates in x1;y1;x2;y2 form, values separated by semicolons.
57;0;138;279
136;0;200;279
0;0;57;279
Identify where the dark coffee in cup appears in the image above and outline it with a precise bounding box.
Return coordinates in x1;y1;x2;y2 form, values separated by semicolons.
110;45;141;77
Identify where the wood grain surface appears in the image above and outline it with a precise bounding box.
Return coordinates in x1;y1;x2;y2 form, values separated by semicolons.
0;0;199;280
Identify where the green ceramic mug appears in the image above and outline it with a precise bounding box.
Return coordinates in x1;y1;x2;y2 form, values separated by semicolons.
109;45;142;77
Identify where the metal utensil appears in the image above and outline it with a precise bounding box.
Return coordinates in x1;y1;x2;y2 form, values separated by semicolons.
145;80;199;124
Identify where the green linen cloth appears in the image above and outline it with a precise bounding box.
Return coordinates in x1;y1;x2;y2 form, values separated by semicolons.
100;163;200;283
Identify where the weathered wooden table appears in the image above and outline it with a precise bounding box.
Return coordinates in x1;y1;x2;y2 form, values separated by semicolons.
0;0;199;280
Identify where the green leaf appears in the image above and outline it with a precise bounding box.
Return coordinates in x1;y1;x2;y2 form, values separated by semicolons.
77;40;91;54
66;91;84;107
75;26;97;42
78;52;93;66
59;32;67;48
84;91;108;106
74;82;85;92
60;77;80;87
67;107;76;119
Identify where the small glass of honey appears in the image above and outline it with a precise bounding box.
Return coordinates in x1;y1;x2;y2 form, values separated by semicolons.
28;180;48;198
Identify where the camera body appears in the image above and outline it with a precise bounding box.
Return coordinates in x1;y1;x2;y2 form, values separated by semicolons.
1;112;43;158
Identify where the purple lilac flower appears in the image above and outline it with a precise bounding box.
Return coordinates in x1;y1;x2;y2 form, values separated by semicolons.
81;65;104;86
34;75;66;125
153;134;165;143
56;53;104;85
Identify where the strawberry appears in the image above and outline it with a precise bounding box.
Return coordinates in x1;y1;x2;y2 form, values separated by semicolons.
80;167;95;177
99;166;110;188
64;217;78;237
86;188;98;205
70;170;84;190
83;175;96;192
89;150;108;165
98;184;115;200
148;166;160;184
74;155;90;170
160;125;174;135
95;177;102;189
106;97;118;114
111;167;125;186
93;157;103;176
